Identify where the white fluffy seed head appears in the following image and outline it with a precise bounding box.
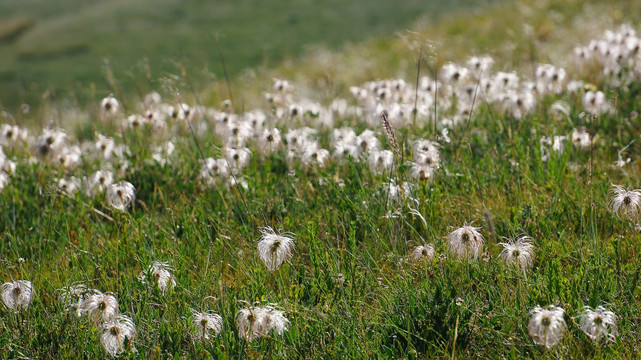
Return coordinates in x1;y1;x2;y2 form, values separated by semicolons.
1;280;34;311
498;236;535;272
609;184;641;221
190;309;223;341
447;225;484;261
81;292;120;325
107;181;136;211
579;306;617;343
139;261;176;294
100;315;135;357
410;244;436;262
528;305;567;349
236;304;289;341
257;227;295;271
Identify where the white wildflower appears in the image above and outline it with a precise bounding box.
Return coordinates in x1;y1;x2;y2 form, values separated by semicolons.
257;227;295;271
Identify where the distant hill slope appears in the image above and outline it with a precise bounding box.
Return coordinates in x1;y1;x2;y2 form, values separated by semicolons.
0;0;495;110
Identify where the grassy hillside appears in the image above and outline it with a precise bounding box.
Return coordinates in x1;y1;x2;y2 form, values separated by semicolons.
233;0;640;106
0;0;496;111
2;0;641;358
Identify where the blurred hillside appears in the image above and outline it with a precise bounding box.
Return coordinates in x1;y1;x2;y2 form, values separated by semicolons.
0;0;495;111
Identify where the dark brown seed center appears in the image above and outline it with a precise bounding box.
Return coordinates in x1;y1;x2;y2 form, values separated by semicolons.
541;317;551;327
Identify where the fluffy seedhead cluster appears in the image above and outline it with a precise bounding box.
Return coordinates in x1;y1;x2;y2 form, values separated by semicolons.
236;303;290;341
57;285;136;356
575;24;641;88
1;19;639;357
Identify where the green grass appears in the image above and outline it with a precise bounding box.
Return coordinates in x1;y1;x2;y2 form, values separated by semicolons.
1;0;641;358
3;86;641;358
0;0;497;111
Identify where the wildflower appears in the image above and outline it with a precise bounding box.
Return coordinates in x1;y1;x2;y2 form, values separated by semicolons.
199;158;230;187
1;280;34;311
86;170;114;197
167;103;190;121
151;141;175;166
0;148;16;175
498;236;535;272
528;305;567;349
221;119;253;147
56;177;82;196
125;114;147;129
301;146;330;168
0;124;27;146
368;150;394;175
59;284;100;317
257;227;295;271
410;244;435;262
33;129;66;160
331;128;357;148
94;134;116;160
466;55;494;78
224;147;252;173
503;90;536;120
439;63;469;85
143;91;162;107
100;315;136;357
447;225;485;260
333;142;360;161
100;96;120;117
139;261;176;294
55;145;82;169
227;176;249;190
535;64;566;94
571;127;591;149
107;181;136;211
81;292;119;325
356;130;380;154
236;304;289;340
257;128;282;155
609;184;641;221
410;162;435;180
273;78;291;93
190;309;223;341
579;306;617;343
493;71;520;92
582;91;609;115
382;181;414;203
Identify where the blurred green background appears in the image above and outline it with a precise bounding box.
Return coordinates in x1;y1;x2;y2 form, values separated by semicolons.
0;0;496;111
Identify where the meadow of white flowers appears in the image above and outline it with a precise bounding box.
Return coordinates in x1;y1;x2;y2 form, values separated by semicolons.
1;23;640;357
